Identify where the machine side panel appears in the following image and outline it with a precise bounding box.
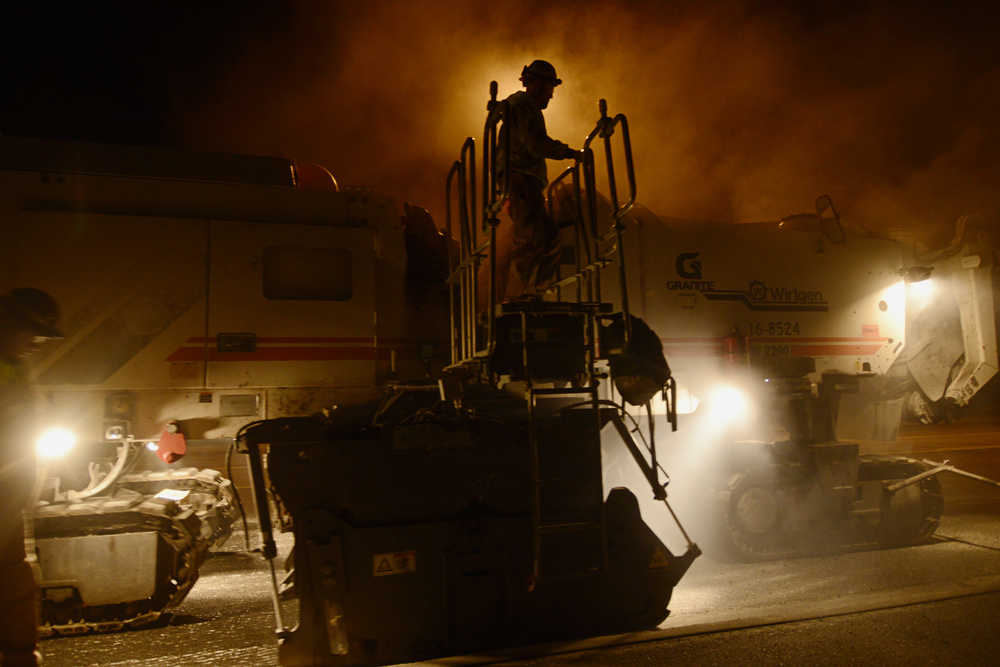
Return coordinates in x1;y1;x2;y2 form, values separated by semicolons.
36;532;158;606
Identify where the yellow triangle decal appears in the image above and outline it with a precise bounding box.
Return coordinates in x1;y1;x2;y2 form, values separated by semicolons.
649;546;671;569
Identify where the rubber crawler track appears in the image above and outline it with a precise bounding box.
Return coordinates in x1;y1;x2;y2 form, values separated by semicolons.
34;468;236;637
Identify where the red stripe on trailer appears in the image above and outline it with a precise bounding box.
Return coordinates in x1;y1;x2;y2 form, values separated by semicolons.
168;338;885;362
183;336;421;345
750;336;889;343
167;346;384;362
660;336;888;358
662;344;883;358
787;344;884;356
661;336;888;344
663;345;726;357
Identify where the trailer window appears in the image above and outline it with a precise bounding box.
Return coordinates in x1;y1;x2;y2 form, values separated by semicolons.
262;246;352;300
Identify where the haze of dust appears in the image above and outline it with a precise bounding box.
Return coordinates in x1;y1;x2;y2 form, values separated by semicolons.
174;0;1000;249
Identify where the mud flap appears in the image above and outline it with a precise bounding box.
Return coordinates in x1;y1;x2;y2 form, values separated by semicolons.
279;530;349;667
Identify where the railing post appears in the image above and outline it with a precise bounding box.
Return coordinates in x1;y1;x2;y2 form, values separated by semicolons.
600;99;619;214
460;138;477;355
445;161;462;363
581;148;599;301
570;164;585;302
483;81;510;357
458;158;474;359
581;98;636;342
614;112;637;217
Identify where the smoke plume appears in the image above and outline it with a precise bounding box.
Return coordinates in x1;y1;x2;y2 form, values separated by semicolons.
173;0;1000;249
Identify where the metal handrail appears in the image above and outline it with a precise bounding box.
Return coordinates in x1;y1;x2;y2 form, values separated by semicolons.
545;164;575;302
484;81;511;221
445;82;512;368
581;99;637;218
541;100;637;340
460;137;476;248
581;99;636;343
458;138;477;355
445;159;472;361
448;90;638;362
545;149;604;303
581;147;601;301
483;81;510;358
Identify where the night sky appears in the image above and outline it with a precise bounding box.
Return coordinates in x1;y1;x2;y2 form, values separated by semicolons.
3;1;998;248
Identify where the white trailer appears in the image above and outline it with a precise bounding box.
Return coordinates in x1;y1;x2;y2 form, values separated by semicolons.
1;136;447;451
568;195;998;441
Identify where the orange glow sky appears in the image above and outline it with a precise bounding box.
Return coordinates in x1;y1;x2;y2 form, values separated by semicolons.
52;0;997;249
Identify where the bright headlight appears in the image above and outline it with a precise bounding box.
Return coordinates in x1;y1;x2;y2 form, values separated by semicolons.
708;384;749;421
36;427;77;459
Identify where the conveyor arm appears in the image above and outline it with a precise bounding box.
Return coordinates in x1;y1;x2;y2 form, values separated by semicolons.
884;457;1000;494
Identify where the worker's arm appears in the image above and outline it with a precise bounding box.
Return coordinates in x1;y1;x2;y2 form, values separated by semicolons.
542;136;576;160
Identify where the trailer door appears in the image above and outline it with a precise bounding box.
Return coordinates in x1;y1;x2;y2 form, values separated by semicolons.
198;220;378;389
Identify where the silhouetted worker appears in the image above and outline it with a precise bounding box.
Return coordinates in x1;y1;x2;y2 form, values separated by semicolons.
498;59;578;297
0;288;63;666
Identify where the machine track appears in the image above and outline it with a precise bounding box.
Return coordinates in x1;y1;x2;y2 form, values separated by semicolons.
33;467;236;637
858;455;944;547
718;466;806;561
719;456;945;561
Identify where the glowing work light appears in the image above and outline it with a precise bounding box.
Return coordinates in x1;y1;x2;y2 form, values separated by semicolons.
708;384;750;422
36;427;77;459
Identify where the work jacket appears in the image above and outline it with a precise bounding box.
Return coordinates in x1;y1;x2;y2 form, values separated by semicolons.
0;359;34;562
498;91;572;186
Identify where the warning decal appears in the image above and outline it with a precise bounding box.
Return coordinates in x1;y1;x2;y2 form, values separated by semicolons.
648;545;672;570
373;550;417;577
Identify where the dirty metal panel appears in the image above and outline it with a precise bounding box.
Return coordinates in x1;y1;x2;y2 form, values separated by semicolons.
836;394;904;442
206;221;378;389
217;332;257;353
37;532;158;606
220;393;260;417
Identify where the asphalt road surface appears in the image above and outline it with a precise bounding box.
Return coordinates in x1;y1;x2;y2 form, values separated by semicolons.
461;590;1000;666
41;418;1000;666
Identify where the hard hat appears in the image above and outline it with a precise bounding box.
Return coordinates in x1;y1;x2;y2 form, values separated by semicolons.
521;60;562;86
1;288;63;338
